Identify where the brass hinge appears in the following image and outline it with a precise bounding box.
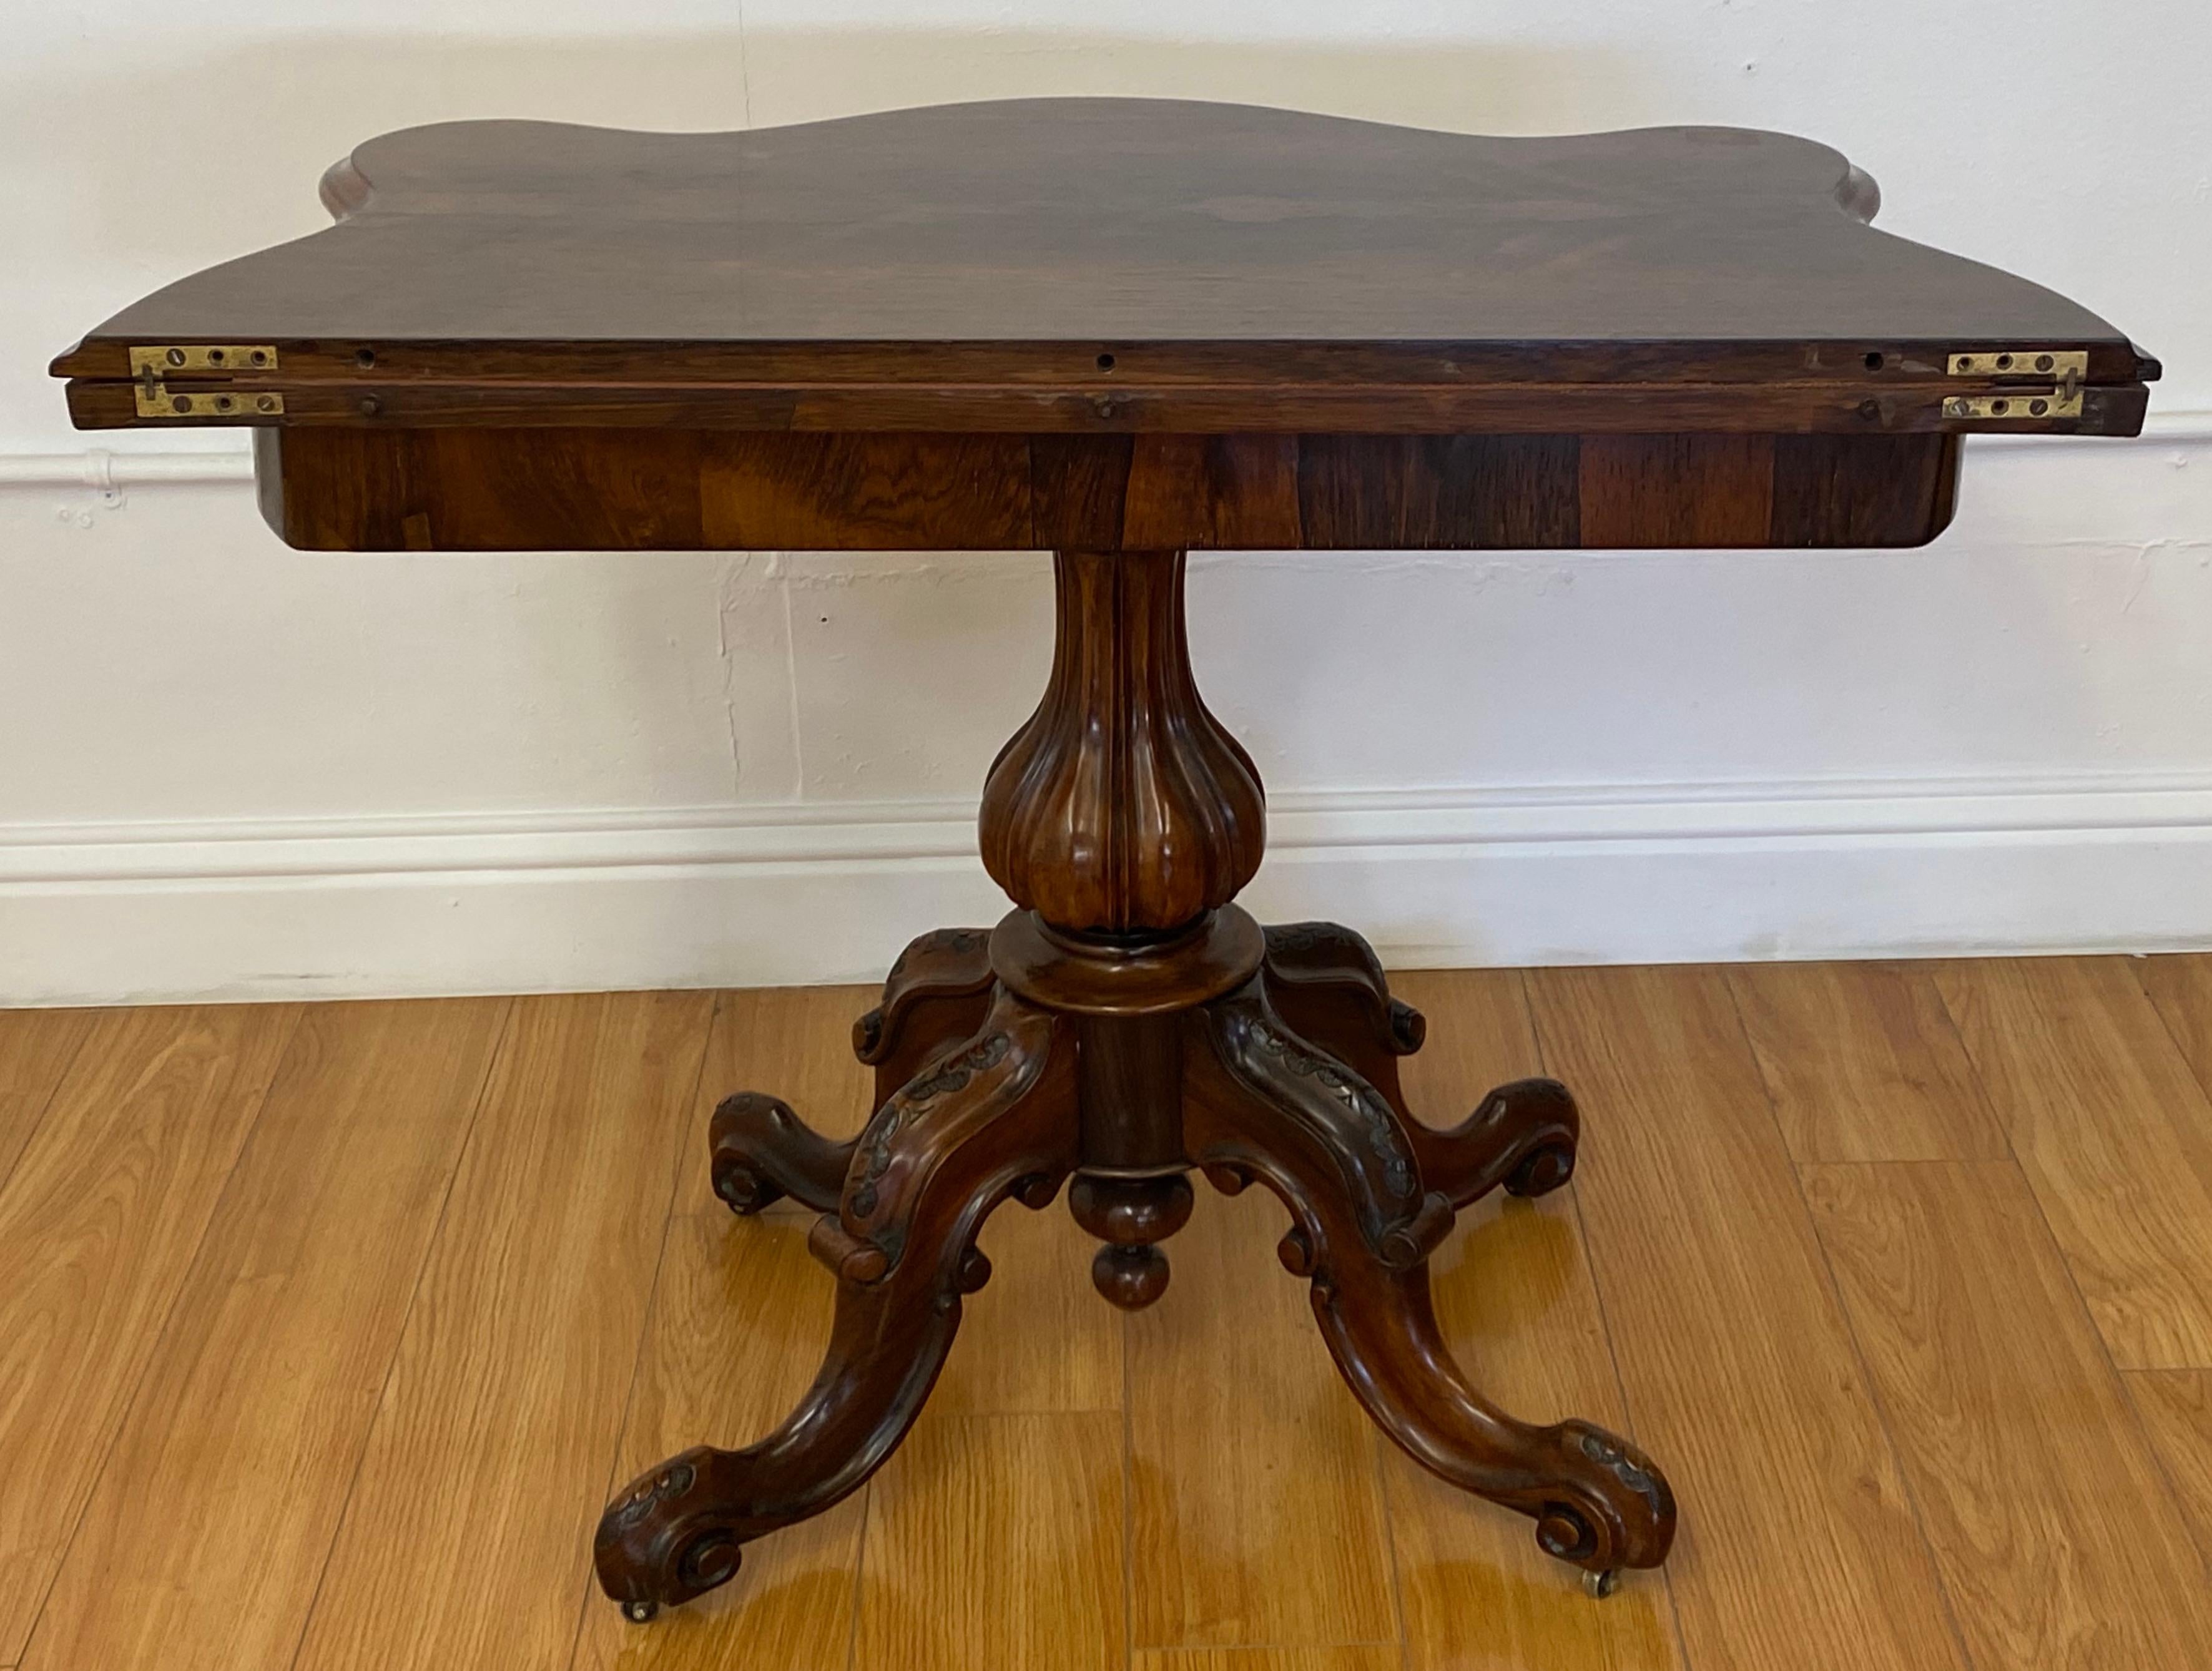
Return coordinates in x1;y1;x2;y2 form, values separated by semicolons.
1944;390;2081;421
127;345;283;419
1945;348;2086;421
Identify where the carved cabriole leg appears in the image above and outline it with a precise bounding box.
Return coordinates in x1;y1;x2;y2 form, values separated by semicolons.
1260;921;1581;1210
852;925;996;1103
1409;1076;1582;1205
1186;981;1676;1582
1198;977;1453;1268
1261;920;1429;1089
708;1094;853;1215
596;988;1078;1619
708;927;996;1217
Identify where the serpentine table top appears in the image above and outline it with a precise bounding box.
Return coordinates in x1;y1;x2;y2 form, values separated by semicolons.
53;97;2156;553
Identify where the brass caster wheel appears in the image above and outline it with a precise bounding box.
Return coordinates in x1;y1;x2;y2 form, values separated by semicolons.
1583;1567;1620;1600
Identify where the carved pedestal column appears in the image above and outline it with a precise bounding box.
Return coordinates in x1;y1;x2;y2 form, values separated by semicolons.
980;548;1265;935
597;544;1677;1624
979;548;1267;1303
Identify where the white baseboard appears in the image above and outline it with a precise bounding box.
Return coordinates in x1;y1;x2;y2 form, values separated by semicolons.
6;772;2211;1004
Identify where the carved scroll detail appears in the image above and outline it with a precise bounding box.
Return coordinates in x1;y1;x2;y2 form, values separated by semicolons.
1578;1427;1675;1523
1240;1012;1413;1200
848;1031;1014;1220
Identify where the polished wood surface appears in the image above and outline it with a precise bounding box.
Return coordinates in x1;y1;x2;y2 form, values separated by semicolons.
54;100;2156;441
52;102;2151;423
54;96;2146;563
0;1003;301;1664
252;428;1964;551
980;549;1264;932
61;103;2109;346
8;956;2212;1670
292;991;714;1671
1525;965;1963;1671
25;1001;508;1671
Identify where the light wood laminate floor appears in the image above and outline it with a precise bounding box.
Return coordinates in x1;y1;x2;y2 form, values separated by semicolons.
4;958;2211;1671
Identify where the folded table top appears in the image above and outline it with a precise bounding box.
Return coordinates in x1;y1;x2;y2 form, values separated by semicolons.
53;97;2156;438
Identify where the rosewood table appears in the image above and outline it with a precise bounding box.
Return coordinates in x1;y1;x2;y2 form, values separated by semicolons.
55;96;2156;1624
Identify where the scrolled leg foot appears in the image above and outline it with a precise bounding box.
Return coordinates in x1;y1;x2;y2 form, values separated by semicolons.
1405;1076;1582;1210
599;1452;747;1615
1184;1016;1676;1579
597;991;1079;1620
708;1092;855;1216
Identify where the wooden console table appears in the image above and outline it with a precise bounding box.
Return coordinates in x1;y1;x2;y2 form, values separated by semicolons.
55;97;2156;1624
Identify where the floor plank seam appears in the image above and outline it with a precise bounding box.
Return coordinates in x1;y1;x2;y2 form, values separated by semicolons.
1120;1307;1136;1671
2020;1149;2212;1581
0;1012;99;1204
1718;970;1987;1671
2116;1372;2212;1579
1515;969;1699;1671
1367;1428;1414;1671
2130;959;2212;1215
1795;1155;1987;1170
563;990;727;1670
1151;1639;1406;1652
11;1001;309;1671
842;1484;872;1671
278;997;517;1671
1924;960;2027;1172
1777;1157;1985;1671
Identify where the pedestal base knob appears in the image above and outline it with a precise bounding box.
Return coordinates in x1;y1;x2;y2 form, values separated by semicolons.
1093;1243;1171;1309
1070;1172;1194;1311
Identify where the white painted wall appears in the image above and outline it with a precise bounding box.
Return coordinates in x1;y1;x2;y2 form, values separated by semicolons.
4;3;2210;1002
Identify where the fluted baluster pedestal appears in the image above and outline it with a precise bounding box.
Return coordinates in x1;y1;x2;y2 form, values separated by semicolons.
593;549;1678;1621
